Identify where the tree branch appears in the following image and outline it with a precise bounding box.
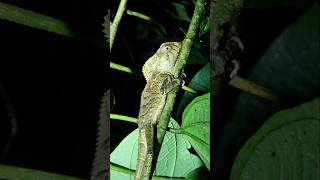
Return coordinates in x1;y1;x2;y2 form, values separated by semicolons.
153;0;207;175
110;0;127;51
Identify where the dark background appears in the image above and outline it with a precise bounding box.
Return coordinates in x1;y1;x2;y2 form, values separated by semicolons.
213;1;319;179
0;0;108;179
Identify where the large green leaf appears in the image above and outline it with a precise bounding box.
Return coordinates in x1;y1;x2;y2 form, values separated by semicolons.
176;63;210;120
248;5;320;98
215;3;320;178
231;97;320;180
110;119;203;180
182;93;210;170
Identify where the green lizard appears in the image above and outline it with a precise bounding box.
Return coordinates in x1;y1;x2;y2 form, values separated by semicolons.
135;42;183;180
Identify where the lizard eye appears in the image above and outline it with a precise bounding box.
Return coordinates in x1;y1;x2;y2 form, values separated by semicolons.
161;45;171;53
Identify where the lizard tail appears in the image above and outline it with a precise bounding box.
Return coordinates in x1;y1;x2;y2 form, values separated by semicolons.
135;125;155;180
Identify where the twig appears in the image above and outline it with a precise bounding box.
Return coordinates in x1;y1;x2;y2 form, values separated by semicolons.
110;0;128;51
229;75;280;101
110;62;133;73
126;10;151;21
181;86;197;94
110;113;137;123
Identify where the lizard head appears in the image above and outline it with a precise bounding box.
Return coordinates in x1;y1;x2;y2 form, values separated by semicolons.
142;42;182;81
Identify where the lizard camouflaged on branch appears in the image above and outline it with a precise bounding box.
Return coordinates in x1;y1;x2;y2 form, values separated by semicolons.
135;42;183;180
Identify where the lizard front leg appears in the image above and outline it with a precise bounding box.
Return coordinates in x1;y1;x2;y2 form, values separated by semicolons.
159;73;183;95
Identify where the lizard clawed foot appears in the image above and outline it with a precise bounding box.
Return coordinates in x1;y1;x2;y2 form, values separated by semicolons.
160;73;183;95
179;72;187;86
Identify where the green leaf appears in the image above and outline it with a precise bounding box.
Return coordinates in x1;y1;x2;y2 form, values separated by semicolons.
0;2;73;37
215;4;320;178
110;119;203;180
176;63;210;120
182;93;210;170
231;97;320;180
249;4;320;98
171;2;191;22
0;2;105;48
0;164;83;180
185;166;210;180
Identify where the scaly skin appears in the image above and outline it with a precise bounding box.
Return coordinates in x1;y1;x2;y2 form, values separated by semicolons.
135;42;182;180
